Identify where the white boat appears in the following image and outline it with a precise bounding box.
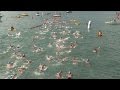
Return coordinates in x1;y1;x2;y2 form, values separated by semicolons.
105;12;120;25
105;20;120;25
20;13;29;16
36;12;40;16
53;14;61;17
66;11;72;13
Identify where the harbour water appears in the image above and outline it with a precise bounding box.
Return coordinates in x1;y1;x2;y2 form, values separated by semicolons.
0;11;120;79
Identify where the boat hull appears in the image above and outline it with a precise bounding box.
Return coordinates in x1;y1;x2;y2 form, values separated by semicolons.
105;21;120;25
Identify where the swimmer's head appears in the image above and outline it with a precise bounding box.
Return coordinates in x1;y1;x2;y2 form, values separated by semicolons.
68;71;71;74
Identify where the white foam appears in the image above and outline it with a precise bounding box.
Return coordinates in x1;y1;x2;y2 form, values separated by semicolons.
15;32;21;38
34;71;44;76
65;50;71;53
52;62;63;66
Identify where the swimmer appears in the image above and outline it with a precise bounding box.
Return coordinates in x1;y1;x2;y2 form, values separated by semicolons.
39;64;43;72
97;31;103;37
72;57;79;65
51;32;57;39
15;44;21;52
73;31;80;38
60;31;67;35
16;44;20;49
92;47;100;54
84;59;90;64
33;35;39;40
63;37;70;42
93;48;97;53
16;53;26;60
46;55;54;61
69;44;74;49
11;26;14;30
56;44;65;52
21;64;28;69
48;43;52;48
56;37;64;44
12;74;18;79
9;26;16;32
66;71;73;79
69;42;77;49
60;56;68;63
32;45;43;53
35;48;42;53
16;44;22;50
6;62;14;70
5;74;16;79
17;67;26;75
7;32;14;37
33;48;40;53
82;58;91;67
55;71;63;79
9;44;15;49
39;64;48;72
24;60;32;65
34;35;39;39
33;44;37;49
22;54;26;58
32;44;38;52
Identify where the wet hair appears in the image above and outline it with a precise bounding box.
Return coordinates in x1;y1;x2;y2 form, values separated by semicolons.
11;26;14;29
8;62;13;64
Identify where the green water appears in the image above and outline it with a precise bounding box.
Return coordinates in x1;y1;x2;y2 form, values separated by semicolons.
0;11;120;79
